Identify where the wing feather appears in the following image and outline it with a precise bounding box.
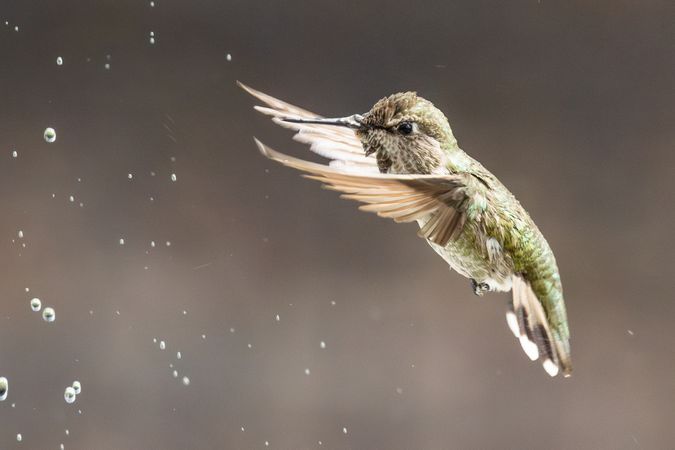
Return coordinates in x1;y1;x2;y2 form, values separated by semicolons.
239;82;377;172
254;139;472;247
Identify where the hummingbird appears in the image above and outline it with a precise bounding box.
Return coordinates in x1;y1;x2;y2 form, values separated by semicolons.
240;82;572;377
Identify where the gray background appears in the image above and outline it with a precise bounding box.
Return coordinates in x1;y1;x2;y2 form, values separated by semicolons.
0;0;674;448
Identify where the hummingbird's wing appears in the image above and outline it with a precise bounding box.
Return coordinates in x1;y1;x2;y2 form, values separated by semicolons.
508;276;572;377
238;82;378;173
253;139;473;247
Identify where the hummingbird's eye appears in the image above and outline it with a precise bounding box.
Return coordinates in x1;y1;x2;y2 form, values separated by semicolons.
397;121;414;135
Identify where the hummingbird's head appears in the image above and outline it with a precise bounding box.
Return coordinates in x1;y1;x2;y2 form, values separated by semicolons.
283;92;458;174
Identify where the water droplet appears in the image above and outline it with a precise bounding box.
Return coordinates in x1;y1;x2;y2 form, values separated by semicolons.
42;307;55;323
304;368;311;375
44;127;56;143
119;238;125;245
56;56;63;66
201;334;206;340
30;298;42;312
320;341;326;349
159;340;166;350
172;370;178;378
104;63;111;70
17;230;23;238
64;386;76;404
16;433;22;442
275;314;280;322
165;241;171;247
182;376;190;386
150;1;155;6
342;427;348;434
72;381;81;395
226;53;232;61
0;377;8;401
176;351;182;359
60;444;64;450
127;173;133;180
69;195;75;202
11;150;17;158
264;441;269;447
170;173;177;182
14;26;18;32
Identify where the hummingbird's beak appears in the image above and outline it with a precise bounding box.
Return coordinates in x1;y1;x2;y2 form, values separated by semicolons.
281;114;365;130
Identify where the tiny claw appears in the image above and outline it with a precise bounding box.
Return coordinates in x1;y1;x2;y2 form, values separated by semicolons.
364;146;376;157
471;279;490;296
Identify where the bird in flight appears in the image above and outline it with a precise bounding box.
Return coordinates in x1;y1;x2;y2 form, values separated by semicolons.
240;82;571;377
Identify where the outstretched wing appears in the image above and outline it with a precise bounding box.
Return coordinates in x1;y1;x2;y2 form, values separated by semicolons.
254;139;473;247
507;276;572;377
238;82;377;173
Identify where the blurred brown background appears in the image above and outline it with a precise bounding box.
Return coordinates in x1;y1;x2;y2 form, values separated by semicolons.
0;0;673;448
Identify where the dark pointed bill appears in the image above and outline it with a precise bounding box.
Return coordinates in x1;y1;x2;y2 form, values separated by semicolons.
281;114;364;130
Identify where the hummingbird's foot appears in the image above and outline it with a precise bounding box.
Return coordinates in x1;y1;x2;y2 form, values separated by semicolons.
471;279;491;296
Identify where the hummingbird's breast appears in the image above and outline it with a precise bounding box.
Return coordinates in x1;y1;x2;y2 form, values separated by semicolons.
417;216;514;292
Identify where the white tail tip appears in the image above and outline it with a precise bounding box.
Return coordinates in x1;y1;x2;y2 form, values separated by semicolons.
542;359;559;377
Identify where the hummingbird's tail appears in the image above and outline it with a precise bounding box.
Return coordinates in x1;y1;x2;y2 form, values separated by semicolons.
506;276;572;377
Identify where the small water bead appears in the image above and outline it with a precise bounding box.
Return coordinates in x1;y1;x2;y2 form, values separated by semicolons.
320;341;326;349
0;376;8;401
18;230;23;238
119;238;125;245
343;427;348;434
304;368;311;376
226;53;232;62
72;381;82;395
172;370;178;378
159;340;166;350
104;63;110;70
16;433;22;442
56;56;63;66
69;195;75;202
181;376;190;386
42;307;55;322
64;386;76;404
165;241;171;247
14;26;18;32
170;173;177;182
30;298;42;311
127;173;133;180
275;314;280;322
150;1;155;6
60;444;65;450
11;150;17;158
176;351;181;359
150;241;156;248
44;127;56;143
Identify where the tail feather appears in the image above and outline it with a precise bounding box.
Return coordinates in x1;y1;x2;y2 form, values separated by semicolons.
507;276;572;377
